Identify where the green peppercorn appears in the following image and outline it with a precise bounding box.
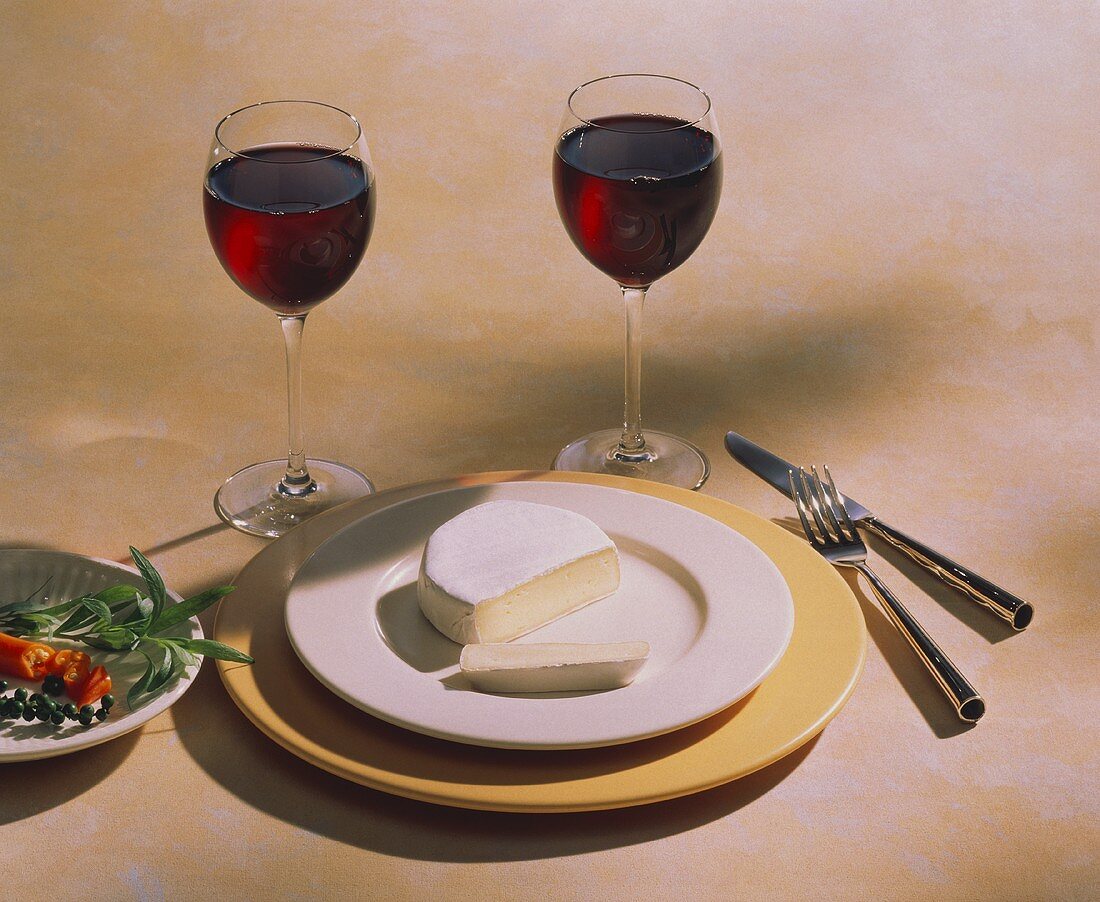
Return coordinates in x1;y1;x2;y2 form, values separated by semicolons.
79;705;95;719
9;700;24;716
0;679;8;692
21;708;35;722
13;687;27;702
100;694;115;710
50;711;65;725
35;707;50;722
94;708;109;722
62;703;77;717
78;712;93;727
42;675;65;696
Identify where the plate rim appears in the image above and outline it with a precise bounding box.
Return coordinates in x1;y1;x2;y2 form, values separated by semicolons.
283;481;795;749
0;547;203;762
214;471;866;812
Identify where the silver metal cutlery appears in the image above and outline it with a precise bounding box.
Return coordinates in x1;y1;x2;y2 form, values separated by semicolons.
725;431;1033;630
789;465;986;723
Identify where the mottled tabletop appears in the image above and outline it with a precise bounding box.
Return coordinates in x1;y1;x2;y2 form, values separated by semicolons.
1;2;1097;899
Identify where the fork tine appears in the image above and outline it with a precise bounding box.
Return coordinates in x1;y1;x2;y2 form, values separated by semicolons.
822;465;858;540
810;465;843;540
788;469;819;544
799;467;832;541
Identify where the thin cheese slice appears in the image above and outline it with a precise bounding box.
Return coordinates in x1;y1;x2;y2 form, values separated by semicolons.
417;501;620;644
460;642;650;693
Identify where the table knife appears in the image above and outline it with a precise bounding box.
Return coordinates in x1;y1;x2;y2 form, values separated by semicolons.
724;431;1033;630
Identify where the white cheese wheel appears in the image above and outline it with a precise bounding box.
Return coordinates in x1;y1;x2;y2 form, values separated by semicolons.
460;641;650;693
417;501;620;644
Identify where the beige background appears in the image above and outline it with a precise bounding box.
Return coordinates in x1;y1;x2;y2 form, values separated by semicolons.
1;1;1097;899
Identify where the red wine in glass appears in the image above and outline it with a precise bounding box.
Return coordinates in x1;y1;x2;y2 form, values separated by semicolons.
553;114;722;289
550;75;722;490
204;143;375;315
203;101;377;539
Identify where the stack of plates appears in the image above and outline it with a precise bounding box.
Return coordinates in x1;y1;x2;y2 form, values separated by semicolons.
214;471;865;813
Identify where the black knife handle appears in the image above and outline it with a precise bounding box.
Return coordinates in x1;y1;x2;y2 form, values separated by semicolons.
861;518;1033;630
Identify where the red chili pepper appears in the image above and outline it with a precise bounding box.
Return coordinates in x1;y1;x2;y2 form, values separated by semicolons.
49;649;92;700
75;665;112;709
0;632;55;681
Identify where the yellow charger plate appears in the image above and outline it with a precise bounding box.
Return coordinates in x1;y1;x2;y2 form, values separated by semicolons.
215;471;866;813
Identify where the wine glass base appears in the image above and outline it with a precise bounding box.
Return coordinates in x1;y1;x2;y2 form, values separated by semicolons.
215;458;375;538
551;429;710;490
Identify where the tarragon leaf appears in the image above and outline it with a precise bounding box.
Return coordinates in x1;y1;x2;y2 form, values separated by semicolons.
129;547;166;625
0;613;41;635
122;596;155;636
93;584;143;605
87;626;139;651
146;644;180;694
18;613;54;634
148;586;235;635
55;602;100;636
80;597;113;628
80;636;128;652
161;637;253;664
127;654;158;711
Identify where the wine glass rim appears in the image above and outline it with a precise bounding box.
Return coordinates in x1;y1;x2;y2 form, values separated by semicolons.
566;73;713;133
214;100;363;162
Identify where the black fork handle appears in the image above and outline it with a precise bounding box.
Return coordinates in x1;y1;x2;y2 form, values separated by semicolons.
852;560;985;723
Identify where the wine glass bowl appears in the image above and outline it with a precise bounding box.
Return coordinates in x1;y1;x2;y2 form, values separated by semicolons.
203;101;376;537
553;75;721;289
551;75;722;489
205;101;375;314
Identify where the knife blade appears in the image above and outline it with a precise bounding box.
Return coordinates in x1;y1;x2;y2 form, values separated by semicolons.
724;430;1033;630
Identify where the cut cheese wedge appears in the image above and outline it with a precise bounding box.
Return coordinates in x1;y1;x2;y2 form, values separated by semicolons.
417;501;620;644
460;642;650;693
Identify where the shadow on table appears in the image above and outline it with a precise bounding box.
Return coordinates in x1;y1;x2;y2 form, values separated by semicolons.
173;664;818;861
1;522;236;601
0;540;64;552
400;270;961;477
112;523;233;563
0;731;141;825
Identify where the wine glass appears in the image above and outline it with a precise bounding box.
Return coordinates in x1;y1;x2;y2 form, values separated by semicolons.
551;74;722;489
203;100;376;537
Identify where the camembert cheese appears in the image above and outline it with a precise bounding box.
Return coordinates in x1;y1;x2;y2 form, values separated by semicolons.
459;641;650;693
417;501;620;644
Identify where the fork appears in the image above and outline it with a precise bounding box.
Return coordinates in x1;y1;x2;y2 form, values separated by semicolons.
789;466;986;723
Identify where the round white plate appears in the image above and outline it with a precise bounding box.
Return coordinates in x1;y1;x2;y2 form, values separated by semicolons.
285;481;795;750
0;549;202;762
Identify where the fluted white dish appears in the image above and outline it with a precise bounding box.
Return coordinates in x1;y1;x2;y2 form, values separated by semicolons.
0;549;202;762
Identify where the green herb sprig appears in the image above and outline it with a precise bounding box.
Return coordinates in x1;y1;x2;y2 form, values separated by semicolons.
0;547;253;710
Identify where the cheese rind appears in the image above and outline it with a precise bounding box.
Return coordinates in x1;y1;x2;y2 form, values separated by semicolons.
417;501;621;644
460;642;650;693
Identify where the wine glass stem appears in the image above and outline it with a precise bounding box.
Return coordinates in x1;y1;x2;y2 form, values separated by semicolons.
278;314;315;495
618;286;648;456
